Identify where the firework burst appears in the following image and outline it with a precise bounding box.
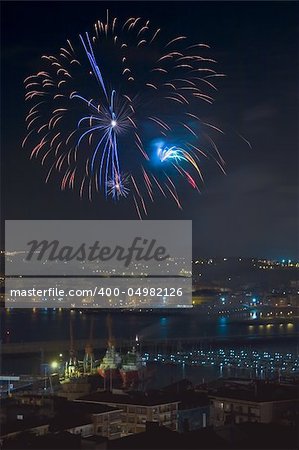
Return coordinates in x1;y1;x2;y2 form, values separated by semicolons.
24;10;226;217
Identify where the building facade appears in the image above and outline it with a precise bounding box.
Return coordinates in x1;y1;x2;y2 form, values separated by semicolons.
77;392;179;436
210;394;298;426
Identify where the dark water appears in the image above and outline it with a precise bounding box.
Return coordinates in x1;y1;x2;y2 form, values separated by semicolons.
2;308;298;343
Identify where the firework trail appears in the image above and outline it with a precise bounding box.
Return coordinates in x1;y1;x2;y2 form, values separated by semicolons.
24;10;226;217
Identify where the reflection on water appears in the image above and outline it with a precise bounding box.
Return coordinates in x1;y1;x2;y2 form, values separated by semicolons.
218;316;228;337
148;362;282;388
2;309;298;344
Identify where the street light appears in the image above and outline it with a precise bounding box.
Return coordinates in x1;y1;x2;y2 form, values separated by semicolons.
51;361;58;370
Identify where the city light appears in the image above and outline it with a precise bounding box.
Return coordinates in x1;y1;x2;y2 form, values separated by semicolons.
51;361;58;370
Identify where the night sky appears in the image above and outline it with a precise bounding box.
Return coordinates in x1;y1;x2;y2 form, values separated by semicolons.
2;1;298;259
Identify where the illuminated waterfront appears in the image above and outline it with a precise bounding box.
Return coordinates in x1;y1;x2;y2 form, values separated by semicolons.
1;308;298;380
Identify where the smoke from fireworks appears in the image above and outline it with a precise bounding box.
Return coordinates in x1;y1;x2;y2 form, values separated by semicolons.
23;10;226;217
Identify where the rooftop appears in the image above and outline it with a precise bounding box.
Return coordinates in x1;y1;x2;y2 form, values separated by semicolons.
49;399;121;431
1;417;49;436
161;379;210;408
108;423;227;449
1;431;81;450
162;378;193;393
79;390;181;406
50;415;92;432
68;399;121;414
108;422;299;449
209;380;299;403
